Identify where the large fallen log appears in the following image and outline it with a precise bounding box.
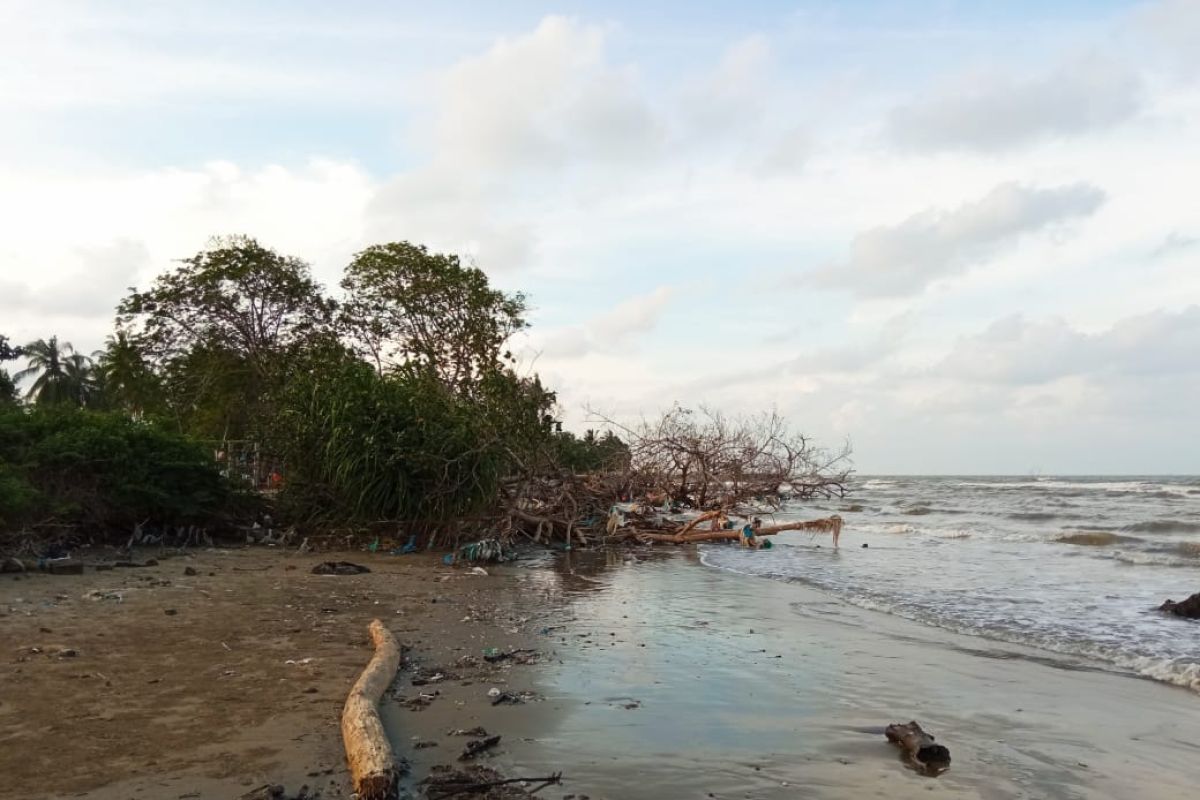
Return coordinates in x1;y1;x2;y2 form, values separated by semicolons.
885;721;951;776
637;515;843;546
342;619;403;800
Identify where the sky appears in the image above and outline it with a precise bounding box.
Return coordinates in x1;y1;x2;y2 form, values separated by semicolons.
0;0;1197;474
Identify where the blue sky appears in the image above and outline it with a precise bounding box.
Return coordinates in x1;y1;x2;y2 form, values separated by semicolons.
1;0;1197;473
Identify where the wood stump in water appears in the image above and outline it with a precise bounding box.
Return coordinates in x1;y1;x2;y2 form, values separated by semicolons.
885;721;951;776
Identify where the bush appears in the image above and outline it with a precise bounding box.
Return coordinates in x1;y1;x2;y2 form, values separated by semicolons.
272;357;530;528
0;408;233;534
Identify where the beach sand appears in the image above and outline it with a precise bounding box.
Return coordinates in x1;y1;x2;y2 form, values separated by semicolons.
1;546;1197;799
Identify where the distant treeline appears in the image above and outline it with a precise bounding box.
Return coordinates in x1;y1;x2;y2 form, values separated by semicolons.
0;237;628;543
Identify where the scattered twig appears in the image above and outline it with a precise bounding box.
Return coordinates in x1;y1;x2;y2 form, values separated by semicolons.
428;772;563;799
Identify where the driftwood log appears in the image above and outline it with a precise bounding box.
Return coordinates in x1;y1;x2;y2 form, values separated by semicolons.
637;515;843;546
885;721;951;776
342;619;403;799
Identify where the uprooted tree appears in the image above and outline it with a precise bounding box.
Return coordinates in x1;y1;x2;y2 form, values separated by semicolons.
497;405;852;547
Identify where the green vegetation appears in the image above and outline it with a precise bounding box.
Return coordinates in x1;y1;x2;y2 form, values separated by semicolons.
0;408;231;533
2;236;626;547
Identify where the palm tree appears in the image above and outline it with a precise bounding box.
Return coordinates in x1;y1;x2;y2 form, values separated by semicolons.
15;336;97;406
94;331;158;415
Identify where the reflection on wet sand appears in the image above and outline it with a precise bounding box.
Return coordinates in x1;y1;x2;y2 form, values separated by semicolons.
486;549;1200;800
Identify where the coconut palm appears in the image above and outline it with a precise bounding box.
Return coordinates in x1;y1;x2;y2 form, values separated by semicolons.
94;331;159;415
15;336;98;406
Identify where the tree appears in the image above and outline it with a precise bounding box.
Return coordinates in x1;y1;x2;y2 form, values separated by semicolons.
13;336;98;407
340;242;527;387
599;405;852;509
0;335;21;362
117;236;336;438
118;236;335;379
0;335;20;408
94;331;162;417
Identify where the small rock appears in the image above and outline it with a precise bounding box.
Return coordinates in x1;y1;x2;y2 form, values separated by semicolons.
164;609;178;616
311;561;370;576
183;566;198;576
1160;591;1200;619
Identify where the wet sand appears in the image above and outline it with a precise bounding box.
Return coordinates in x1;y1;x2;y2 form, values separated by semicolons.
2;546;1198;799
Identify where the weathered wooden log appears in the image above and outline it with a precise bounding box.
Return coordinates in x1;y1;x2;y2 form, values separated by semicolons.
885;721;950;776
342;619;403;800
637;515;843;546
674;509;723;536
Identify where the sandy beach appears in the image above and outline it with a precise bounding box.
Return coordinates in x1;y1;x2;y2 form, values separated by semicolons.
2;545;1198;800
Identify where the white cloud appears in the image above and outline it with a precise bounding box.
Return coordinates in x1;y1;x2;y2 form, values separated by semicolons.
428;16;662;174
681;34;772;139
531;286;675;358
0;160;374;345
811;182;1106;297
1136;0;1200;73
887;54;1144;152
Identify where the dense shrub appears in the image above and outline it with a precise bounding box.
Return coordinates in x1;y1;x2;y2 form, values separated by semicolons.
0;409;233;534
272;358;522;527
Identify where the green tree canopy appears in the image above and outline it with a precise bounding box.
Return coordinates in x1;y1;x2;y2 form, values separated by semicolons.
340;242;527;388
13;336;98;407
0;335;20;408
94;331;162;417
117;236;336;439
118;236;335;379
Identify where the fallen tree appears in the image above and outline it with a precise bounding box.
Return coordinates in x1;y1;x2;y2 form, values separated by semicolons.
636;515;843;546
497;406;853;548
342;619;404;800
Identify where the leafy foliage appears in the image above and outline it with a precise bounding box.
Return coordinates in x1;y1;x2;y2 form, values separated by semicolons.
552;429;631;473
13;337;99;407
117;236;335;439
0;409;233;533
0;335;18;408
118;236;334;373
0;335;21;362
94;331;162;417
340;242;527;387
273;356;519;526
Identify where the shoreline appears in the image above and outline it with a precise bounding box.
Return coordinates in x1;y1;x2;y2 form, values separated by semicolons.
1;545;1198;799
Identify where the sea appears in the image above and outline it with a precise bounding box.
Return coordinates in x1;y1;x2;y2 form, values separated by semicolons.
700;476;1200;693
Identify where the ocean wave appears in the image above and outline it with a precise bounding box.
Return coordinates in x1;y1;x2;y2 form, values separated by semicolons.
1008;511;1060;521
1085;549;1199;568
1122;520;1200;534
804;587;1200;693
954;479;1192;496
